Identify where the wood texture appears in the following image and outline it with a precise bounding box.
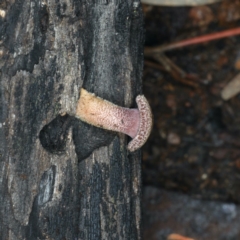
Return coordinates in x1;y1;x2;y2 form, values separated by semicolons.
0;0;144;239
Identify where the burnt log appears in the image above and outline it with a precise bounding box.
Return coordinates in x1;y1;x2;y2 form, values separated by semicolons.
0;0;144;239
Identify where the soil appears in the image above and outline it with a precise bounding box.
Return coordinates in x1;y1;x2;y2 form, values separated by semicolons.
142;186;240;240
142;1;240;239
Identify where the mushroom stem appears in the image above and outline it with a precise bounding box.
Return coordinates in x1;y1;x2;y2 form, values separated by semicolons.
76;88;152;152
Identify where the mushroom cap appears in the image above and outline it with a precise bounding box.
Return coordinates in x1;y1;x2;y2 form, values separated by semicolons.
127;95;153;152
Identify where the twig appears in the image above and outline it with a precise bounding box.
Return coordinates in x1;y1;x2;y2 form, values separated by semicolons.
145;27;240;55
144;60;166;71
149;54;200;88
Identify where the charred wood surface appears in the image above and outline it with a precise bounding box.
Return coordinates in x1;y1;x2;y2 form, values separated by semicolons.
0;0;144;239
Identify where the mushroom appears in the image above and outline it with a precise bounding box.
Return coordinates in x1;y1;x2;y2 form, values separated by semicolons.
76;88;152;152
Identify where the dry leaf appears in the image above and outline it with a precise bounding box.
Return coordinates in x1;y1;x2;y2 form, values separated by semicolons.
167;233;195;240
221;73;240;100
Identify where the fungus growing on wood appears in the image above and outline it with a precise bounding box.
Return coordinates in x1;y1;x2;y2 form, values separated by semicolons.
76;88;152;152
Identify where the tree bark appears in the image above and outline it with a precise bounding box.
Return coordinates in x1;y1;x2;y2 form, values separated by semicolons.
0;0;144;239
